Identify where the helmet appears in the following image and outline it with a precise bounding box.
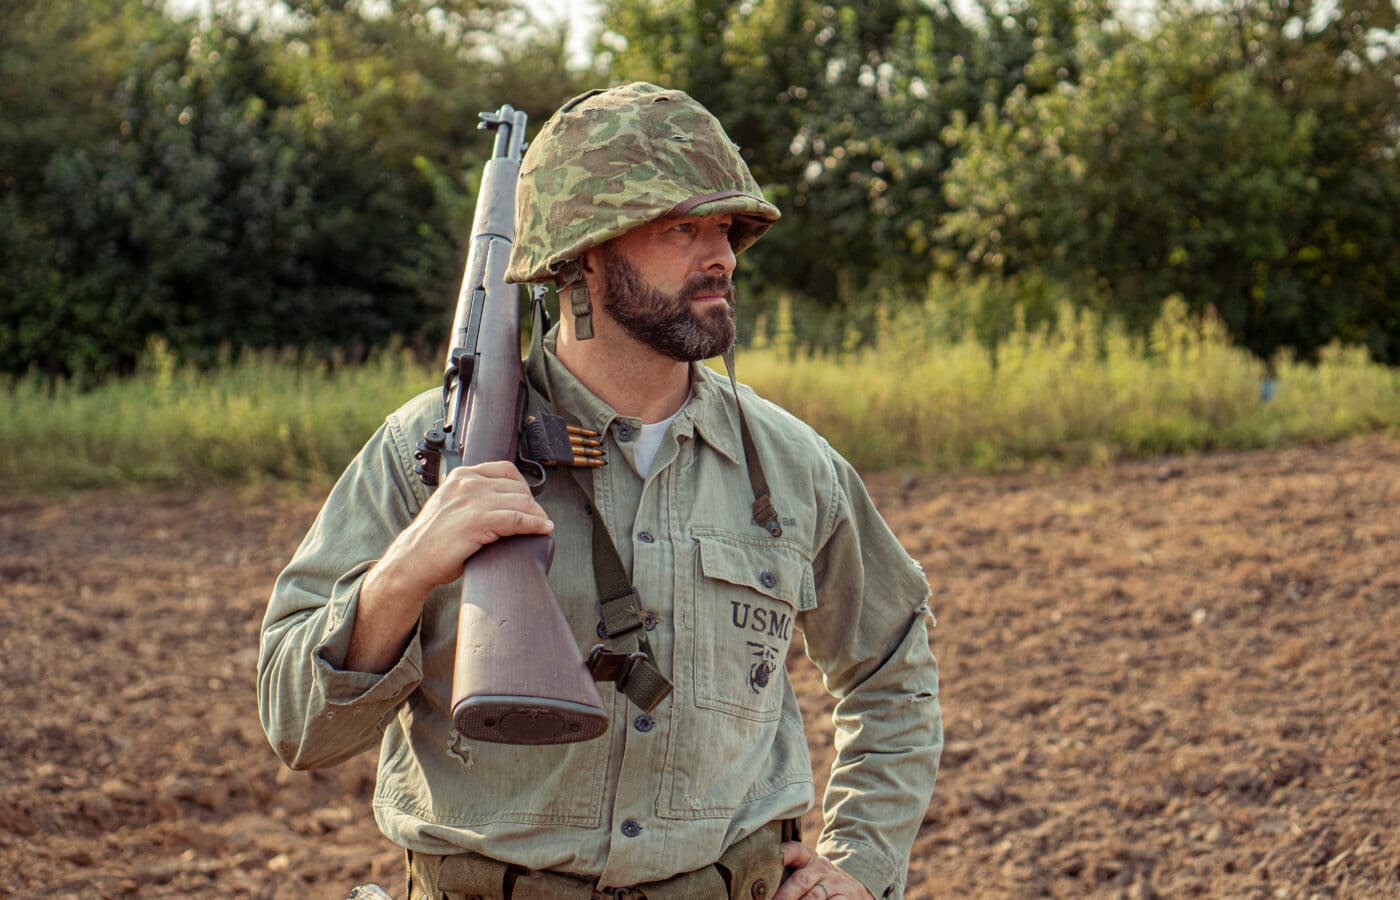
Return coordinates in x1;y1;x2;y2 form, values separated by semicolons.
505;82;780;290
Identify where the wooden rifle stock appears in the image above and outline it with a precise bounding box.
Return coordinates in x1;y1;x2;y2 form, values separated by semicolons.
429;105;608;745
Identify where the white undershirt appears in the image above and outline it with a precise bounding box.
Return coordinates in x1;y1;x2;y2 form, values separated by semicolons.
633;394;690;477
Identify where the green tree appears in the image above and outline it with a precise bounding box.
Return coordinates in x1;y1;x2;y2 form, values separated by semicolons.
597;0;993;319
1;0;584;377
0;0;160;196
942;1;1400;361
594;0;1122;336
1;0;181;376
1241;0;1400;362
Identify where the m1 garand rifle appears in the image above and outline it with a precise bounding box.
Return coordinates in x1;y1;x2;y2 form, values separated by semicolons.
413;104;608;746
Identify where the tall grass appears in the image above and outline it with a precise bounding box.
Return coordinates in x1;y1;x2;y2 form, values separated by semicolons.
740;296;1399;471
2;300;1396;490
0;339;434;490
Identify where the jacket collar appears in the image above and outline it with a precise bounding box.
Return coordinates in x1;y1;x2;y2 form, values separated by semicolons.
526;326;742;465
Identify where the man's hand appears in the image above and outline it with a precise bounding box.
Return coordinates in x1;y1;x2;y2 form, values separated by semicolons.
774;843;876;900
346;461;553;672
372;460;554;598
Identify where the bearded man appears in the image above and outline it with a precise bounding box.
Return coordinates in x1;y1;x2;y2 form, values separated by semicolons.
258;83;942;900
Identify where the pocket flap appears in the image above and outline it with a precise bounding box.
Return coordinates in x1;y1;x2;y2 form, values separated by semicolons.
694;529;815;610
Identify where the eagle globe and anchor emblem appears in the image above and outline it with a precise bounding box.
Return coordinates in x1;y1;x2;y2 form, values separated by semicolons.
746;641;778;694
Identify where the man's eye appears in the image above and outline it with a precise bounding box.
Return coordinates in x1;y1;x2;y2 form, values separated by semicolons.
671;223;694;234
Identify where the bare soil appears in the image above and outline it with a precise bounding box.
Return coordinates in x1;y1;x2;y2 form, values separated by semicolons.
1;436;1396;898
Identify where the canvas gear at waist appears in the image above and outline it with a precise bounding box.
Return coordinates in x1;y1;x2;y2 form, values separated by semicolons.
405;819;794;900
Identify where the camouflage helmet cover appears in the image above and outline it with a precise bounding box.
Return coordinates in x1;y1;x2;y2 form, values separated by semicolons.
505;82;781;285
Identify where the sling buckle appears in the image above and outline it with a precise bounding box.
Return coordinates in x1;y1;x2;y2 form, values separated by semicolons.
585;645;647;686
584;645;673;713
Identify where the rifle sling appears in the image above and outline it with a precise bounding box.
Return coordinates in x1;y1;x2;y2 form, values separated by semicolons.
521;298;783;714
566;465;673;714
524;301;669;713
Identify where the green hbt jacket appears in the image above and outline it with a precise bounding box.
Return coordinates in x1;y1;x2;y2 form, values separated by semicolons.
257;329;942;899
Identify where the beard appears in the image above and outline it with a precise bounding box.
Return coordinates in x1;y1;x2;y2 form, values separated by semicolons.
599;248;737;362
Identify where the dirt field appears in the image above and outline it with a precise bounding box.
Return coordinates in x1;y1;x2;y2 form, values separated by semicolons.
1;435;1396;898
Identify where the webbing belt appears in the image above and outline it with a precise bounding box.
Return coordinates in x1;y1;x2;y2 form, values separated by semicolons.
405;819;793;900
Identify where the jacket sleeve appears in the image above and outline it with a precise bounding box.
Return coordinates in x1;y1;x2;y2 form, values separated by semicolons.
257;410;430;770
798;444;943;900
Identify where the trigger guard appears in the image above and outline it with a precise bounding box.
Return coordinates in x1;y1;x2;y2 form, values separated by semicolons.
516;455;547;490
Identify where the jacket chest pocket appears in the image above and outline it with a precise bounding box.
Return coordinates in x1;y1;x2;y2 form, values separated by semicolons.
688;528;816;722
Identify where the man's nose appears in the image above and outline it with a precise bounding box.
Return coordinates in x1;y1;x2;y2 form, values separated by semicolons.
700;227;737;277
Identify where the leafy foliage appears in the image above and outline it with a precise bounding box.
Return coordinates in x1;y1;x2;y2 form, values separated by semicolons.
0;0;580;379
1;0;1396;376
941;0;1400;361
598;0;990;302
598;0;1398;363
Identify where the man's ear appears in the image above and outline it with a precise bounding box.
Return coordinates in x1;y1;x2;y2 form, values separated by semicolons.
580;245;607;300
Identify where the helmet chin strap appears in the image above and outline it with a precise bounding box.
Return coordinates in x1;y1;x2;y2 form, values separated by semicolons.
722;345;783;538
555;259;594;340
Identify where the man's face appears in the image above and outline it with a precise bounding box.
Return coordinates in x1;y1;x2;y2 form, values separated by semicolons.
596;214;739;362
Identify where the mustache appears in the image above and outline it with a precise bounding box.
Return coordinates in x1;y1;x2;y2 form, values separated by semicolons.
681;273;734;303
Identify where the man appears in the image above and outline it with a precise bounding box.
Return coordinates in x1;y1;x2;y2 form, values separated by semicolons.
259;83;941;900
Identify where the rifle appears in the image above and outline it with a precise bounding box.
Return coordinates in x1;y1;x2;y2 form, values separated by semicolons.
413;104;609;745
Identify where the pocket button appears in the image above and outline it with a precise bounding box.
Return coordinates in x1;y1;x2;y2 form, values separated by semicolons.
759;570;776;590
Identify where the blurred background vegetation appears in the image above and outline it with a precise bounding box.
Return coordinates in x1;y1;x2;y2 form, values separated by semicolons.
2;0;1398;483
